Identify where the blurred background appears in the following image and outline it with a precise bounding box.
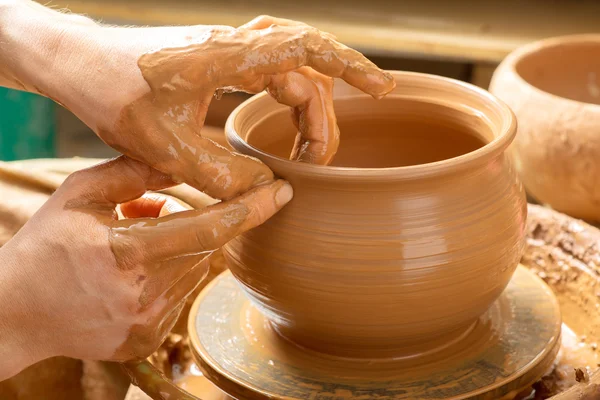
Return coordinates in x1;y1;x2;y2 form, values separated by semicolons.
2;0;599;161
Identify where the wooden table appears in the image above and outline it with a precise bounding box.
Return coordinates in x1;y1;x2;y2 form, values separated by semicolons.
40;0;600;88
41;0;600;63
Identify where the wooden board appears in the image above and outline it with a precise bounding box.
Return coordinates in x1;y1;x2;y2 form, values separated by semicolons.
39;0;600;63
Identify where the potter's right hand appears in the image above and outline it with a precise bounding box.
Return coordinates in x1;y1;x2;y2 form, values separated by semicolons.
0;3;395;199
0;156;293;381
87;16;395;194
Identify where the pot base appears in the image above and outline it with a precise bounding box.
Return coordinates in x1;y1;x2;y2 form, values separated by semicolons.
188;266;561;400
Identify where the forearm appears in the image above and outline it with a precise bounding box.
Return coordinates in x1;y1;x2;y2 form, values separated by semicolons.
0;0;98;101
0;242;45;381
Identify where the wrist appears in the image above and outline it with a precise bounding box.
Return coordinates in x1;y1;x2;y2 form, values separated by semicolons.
0;1;139;132
0;242;48;380
0;0;99;99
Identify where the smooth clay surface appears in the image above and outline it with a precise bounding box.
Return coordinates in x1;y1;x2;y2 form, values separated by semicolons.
490;34;600;221
224;71;527;358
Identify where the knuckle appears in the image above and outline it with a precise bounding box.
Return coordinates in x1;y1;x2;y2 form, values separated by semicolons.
63;169;85;188
101;133;121;149
152;158;184;183
298;27;322;51
304;26;320;38
110;234;147;272
256;15;273;24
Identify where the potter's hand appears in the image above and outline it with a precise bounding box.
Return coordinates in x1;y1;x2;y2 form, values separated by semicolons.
0;3;395;198
0;156;292;381
107;15;395;176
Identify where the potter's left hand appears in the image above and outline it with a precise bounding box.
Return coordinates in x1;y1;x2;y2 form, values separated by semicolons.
0;156;292;381
0;3;395;199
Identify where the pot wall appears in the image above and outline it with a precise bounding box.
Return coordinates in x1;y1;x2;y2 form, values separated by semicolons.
224;72;527;357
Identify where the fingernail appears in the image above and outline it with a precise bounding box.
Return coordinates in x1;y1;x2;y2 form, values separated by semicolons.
275;182;294;207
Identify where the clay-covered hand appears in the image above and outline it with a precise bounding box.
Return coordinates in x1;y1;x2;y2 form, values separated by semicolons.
89;15;395;195
0;156;292;381
0;4;395;197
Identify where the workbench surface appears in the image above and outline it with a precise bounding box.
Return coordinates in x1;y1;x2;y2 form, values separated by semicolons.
41;0;599;63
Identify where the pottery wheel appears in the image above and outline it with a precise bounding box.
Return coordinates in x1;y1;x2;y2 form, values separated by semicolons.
189;266;561;400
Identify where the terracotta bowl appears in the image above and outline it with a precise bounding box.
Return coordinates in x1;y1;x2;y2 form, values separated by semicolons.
490;35;600;221
223;71;527;358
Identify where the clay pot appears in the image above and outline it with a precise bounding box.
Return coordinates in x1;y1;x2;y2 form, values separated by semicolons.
224;71;527;358
489;35;600;221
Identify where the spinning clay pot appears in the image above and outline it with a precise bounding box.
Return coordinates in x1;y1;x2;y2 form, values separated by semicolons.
490;34;600;221
224;71;527;358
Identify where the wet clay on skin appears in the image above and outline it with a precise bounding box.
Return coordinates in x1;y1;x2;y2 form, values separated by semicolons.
101;16;395;202
224;71;527;358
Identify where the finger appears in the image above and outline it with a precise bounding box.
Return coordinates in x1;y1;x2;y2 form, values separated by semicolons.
138;254;210;309
129;65;274;200
61;156;176;209
245;25;396;99
157;301;185;343
118;300;187;361
239;15;338;41
161;257;211;312
110;180;293;262
148;124;275;200
120;193;167;219
290;107;301;131
138;260;209;348
238;15;310;30
267;68;340;164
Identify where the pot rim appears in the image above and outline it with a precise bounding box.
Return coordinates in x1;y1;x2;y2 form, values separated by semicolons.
225;71;517;180
498;34;600;110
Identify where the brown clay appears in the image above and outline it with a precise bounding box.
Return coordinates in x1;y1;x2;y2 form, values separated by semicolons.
490;34;600;221
223;71;526;357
